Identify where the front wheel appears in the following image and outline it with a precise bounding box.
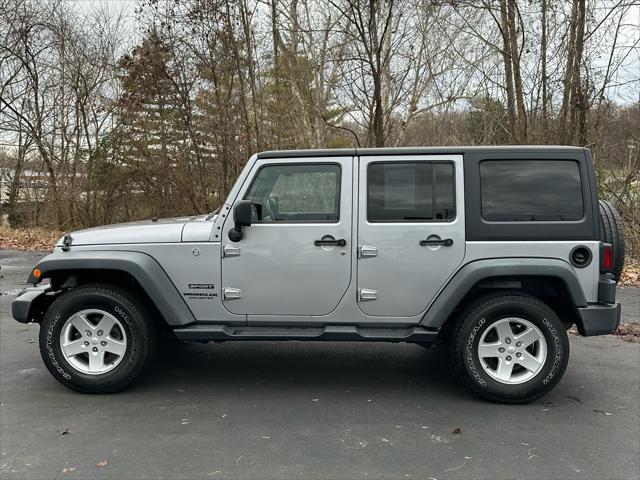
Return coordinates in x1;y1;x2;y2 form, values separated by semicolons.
39;284;156;393
450;294;569;403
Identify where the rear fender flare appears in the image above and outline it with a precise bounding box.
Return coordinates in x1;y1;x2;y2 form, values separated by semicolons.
421;258;587;328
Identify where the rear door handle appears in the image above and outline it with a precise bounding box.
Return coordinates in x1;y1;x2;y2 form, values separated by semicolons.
314;237;347;247
419;238;454;247
359;245;378;258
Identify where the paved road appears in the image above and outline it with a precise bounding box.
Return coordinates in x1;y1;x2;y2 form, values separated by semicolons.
1;250;639;479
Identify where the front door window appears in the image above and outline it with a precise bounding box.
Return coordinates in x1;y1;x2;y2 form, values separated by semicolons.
245;164;341;223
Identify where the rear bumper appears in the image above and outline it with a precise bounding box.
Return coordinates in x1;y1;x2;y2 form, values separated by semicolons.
12;286;51;324
576;302;621;336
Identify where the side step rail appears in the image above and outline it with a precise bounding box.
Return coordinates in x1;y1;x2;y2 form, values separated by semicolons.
172;324;438;343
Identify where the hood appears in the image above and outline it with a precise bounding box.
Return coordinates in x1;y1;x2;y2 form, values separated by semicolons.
58;216;206;246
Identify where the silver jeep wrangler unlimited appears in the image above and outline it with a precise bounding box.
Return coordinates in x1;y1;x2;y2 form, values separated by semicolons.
13;146;623;403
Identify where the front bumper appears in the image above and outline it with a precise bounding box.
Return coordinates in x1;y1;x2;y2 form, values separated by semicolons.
576;302;621;336
12;286;52;324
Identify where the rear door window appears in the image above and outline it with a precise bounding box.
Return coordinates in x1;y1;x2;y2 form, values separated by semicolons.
367;162;455;222
480;160;584;221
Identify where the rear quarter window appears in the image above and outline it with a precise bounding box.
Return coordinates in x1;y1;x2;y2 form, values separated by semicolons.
480;160;584;221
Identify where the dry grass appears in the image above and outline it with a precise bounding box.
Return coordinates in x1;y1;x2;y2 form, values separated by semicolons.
618;257;640;287
0;226;63;252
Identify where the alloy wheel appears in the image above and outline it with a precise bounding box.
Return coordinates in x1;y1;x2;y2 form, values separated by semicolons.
477;317;547;385
59;309;128;375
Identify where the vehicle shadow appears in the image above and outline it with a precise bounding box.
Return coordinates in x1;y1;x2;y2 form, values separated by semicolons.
135;340;466;398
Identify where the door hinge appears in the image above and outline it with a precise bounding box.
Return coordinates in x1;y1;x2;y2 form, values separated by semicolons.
358;289;378;301
358;245;378;258
223;287;242;300
223;245;241;257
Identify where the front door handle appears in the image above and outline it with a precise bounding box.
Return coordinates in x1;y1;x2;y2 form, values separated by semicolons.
314;236;347;247
419;237;454;247
358;289;378;301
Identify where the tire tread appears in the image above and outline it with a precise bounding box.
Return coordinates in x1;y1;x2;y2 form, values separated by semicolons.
450;293;569;404
39;284;156;393
599;199;625;281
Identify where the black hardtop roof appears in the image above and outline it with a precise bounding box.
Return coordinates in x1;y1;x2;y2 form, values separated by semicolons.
256;145;588;159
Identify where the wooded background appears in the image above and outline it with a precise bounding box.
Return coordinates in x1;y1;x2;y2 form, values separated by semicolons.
0;0;638;254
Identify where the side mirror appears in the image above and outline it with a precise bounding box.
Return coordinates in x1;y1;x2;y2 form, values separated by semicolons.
228;200;262;242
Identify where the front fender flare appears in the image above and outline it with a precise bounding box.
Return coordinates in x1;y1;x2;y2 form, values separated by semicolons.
420;258;587;328
29;250;195;326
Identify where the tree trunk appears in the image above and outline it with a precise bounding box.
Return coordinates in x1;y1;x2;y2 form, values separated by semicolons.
507;0;526;142
560;0;580;143
541;0;548;137
271;0;281;148
7;141;26;227
570;0;587;145
499;0;516;142
373;75;385;147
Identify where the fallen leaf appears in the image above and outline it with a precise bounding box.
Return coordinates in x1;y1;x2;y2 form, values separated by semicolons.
443;456;472;472
567;394;583;404
612;323;640;343
593;409;613;416
430;434;449;444
62;467;76;473
618;258;640;287
0;226;62;252
96;459;108;468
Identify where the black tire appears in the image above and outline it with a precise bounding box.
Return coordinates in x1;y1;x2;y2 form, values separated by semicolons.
39;284;156;393
450;294;569;404
599;199;625;282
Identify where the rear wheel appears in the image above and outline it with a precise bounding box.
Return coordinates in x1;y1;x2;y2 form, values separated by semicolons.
39;284;156;393
450;294;569;403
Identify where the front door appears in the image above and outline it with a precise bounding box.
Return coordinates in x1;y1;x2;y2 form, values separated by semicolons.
357;155;465;317
221;157;353;317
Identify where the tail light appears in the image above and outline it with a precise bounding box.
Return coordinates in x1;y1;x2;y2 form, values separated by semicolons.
600;243;613;273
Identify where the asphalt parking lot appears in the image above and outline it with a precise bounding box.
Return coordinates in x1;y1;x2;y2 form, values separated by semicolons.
1;250;639;480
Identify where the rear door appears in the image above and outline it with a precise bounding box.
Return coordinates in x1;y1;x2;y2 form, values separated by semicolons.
357;155;465;317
